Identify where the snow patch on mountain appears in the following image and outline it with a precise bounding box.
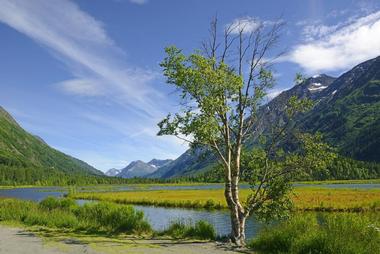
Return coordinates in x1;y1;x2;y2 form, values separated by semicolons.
308;83;328;91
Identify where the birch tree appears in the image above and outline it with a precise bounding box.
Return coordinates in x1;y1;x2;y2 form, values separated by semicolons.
158;17;332;245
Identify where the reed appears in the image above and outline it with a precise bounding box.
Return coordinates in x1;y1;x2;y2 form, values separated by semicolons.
0;197;151;235
70;187;380;212
248;213;380;253
157;220;216;240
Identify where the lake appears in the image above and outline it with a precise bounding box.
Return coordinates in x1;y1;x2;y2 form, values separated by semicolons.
1;183;379;238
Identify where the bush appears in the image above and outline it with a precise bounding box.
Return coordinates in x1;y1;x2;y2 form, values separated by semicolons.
23;209;79;228
74;202;151;234
39;196;77;211
0;197;151;235
159;220;216;240
248;213;380;254
0;198;36;221
187;220;216;240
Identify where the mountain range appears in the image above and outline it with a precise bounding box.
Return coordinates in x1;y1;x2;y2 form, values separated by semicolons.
148;56;380;179
1;56;379;182
0;106;103;184
106;159;172;178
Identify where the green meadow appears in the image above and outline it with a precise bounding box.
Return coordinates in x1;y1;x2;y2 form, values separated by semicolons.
70;186;380;212
1;196;379;253
0;197;216;241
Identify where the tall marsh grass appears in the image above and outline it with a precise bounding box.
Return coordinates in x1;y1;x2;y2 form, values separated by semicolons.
0;197;215;240
248;213;380;254
0;197;151;234
70;187;380;212
157;220;216;240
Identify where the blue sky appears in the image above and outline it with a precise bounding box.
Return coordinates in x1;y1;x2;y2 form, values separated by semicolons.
0;0;380;172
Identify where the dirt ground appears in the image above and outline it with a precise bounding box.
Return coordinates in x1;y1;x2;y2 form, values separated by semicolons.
0;226;250;254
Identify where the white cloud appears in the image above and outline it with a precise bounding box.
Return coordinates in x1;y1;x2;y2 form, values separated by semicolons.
301;23;340;41
0;0;161;116
129;0;148;4
228;16;262;34
0;0;188;169
56;79;105;97
266;88;284;101
288;11;380;73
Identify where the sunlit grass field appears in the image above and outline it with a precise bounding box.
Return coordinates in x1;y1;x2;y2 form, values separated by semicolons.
70;187;380;212
1;178;379;189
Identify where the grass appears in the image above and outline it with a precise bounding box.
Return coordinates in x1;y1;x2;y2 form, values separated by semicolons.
0;197;151;235
0;197;217;241
156;220;216;240
0;185;39;189
2;178;379;190
248;213;380;254
70;187;380;212
295;179;380;185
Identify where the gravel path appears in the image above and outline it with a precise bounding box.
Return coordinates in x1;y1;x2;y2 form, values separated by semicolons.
0;226;248;254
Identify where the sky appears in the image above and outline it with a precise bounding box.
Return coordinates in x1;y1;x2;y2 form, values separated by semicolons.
0;0;380;172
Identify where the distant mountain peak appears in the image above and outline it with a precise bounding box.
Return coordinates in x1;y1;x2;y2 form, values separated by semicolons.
105;168;121;177
116;158;173;178
150;56;380;179
148;159;173;168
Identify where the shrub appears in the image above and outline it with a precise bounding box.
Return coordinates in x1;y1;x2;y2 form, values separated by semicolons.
0;197;151;235
39;196;77;211
73;201;151;234
23;209;78;228
0;198;36;221
248;213;380;254
186;220;216;240
159;220;216;240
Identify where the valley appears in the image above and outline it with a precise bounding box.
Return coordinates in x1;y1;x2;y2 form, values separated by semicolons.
0;2;379;252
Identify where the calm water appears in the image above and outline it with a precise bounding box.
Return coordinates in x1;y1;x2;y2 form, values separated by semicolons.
0;187;65;202
77;183;380;192
75;199;261;238
1;183;379;238
1;183;379;202
134;205;262;238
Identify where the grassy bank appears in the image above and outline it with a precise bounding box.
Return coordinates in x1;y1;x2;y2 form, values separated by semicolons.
0;197;216;240
294;178;380;185
70;187;380;212
155;220;216;240
248;213;380;254
0;197;151;235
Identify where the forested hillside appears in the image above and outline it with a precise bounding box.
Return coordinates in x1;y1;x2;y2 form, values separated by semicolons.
0;106;111;185
154;56;380;179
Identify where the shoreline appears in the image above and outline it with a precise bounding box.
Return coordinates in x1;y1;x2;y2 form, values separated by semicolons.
1;178;380;189
70;187;380;212
0;224;243;254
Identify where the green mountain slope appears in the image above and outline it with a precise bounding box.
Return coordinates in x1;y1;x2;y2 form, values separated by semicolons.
300;56;380;162
0;106;104;184
147;148;214;178
155;56;380;179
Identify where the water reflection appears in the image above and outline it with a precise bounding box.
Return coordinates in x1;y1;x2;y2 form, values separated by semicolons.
76;199;262;238
1;183;379;238
0;187;65;202
133;205;262;238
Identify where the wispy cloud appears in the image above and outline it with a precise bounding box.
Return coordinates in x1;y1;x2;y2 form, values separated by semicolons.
288;11;380;73
228;16;262;34
300;23;340;41
0;0;161;116
0;0;186;169
56;79;106;97
129;0;148;5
